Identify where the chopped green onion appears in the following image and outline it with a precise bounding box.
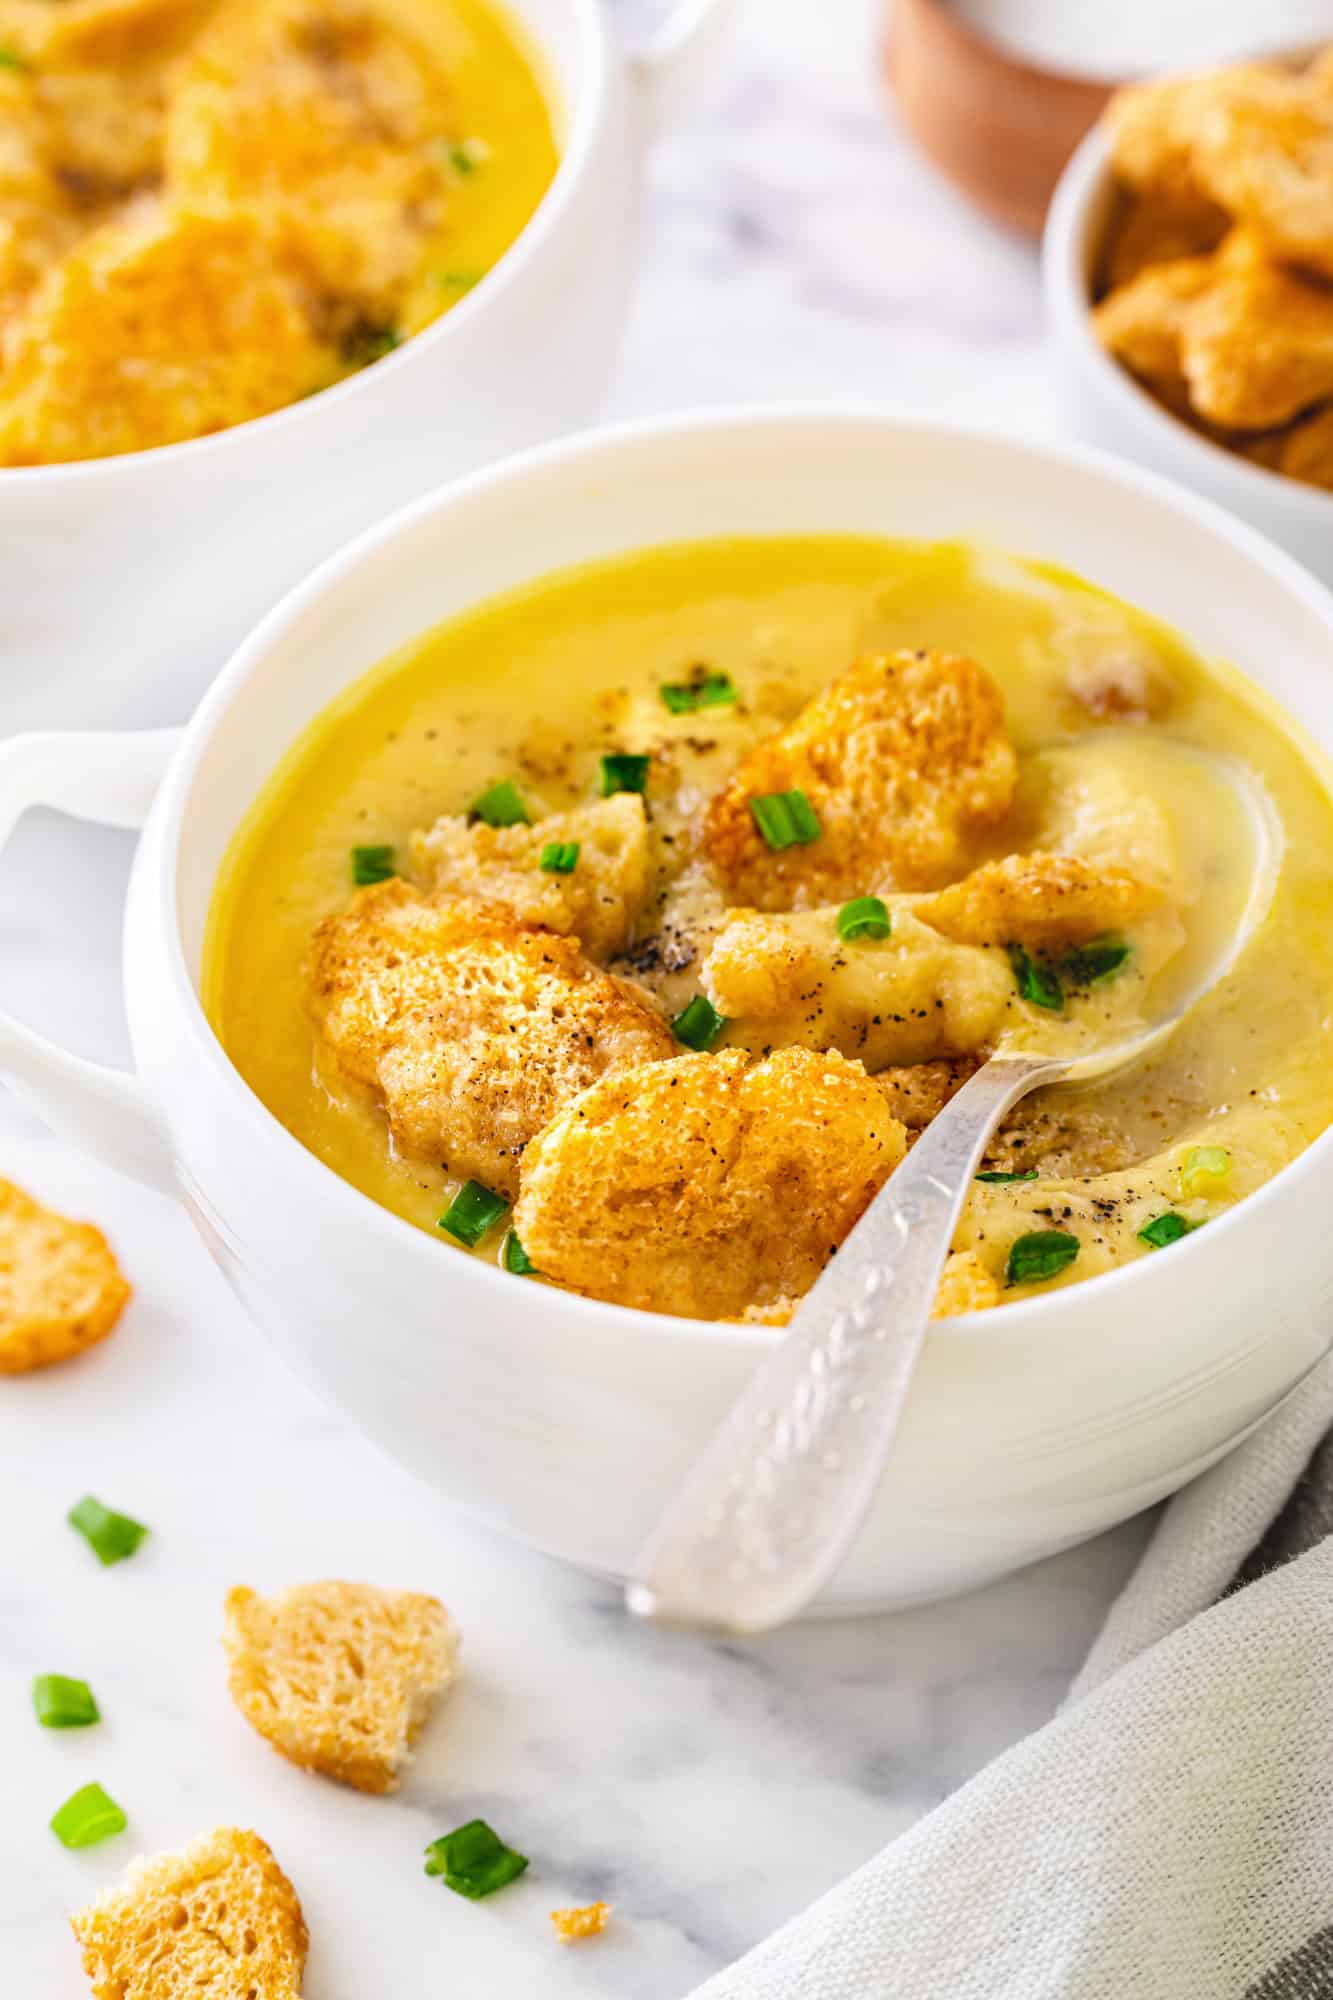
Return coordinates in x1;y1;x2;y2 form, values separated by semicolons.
1181;1145;1231;1198
67;1496;148;1567
837;896;891;943
1061;936;1131;985
50;1782;126;1850
344;325;401;367
976;1168;1039;1184
0;47;28;69
424;1819;529;1899
1138;1211;1197;1249
660;670;738;715
440;1180;508;1248
599;753;651;797
1009;944;1063;1012
1006;1230;1079;1286
351;844;396;886
749;789;821;851
539;841;580;874
502;1231;536;1276
434;268;483;293
33;1675;99;1729
672;995;727;1051
470;779;530;827
446;139;485;175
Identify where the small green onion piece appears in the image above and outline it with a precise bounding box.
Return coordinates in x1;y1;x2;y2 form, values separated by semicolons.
1006;1230;1079;1286
434;268;483;293
344;325;401;366
351;843;396;886
539;840;580;874
837;896;891;943
599;753;651;797
0;46;28;69
749;788;822;851
976;1168;1039;1184
424;1819;529;1900
33;1675;99;1729
447;140;485;175
672;994;727;1051
1138;1211;1196;1250
67;1496;148;1567
502;1231;536;1276
50;1782;126;1850
470;779;530;827
440;1180;508;1248
660;670;738;715
1009;944;1064;1012
1061;936;1132;985
1181;1145;1231;1198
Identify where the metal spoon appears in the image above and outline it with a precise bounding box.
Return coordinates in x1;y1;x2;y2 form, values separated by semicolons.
627;749;1280;1634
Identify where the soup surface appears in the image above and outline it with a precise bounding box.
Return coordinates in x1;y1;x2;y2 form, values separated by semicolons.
0;0;557;464
206;535;1333;1321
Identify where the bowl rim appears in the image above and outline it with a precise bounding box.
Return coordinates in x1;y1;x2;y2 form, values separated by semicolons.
147;402;1333;1351
1042;120;1333;519
0;0;608;489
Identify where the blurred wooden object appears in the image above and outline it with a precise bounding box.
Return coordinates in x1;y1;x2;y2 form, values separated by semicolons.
884;0;1119;237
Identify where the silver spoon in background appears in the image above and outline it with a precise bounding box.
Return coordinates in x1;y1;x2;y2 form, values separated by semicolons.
626;746;1282;1635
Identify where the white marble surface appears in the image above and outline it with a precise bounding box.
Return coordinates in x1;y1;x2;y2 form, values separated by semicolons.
0;2;1155;1993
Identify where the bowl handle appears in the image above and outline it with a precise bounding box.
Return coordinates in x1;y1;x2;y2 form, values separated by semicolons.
633;0;738;135
0;728;181;1197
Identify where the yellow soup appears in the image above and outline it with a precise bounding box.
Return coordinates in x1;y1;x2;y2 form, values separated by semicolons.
206;536;1333;1321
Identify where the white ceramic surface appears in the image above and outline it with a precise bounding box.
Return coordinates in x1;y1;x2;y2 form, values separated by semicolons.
5;410;1333;1615
0;0;735;737
1043;123;1333;586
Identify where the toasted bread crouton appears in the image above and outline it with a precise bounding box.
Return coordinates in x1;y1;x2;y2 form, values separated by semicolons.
0;203;334;466
0;1178;129;1374
0;74;83;323
1177;229;1333;428
931;1250;1001;1319
1190;65;1333;279
551;1903;612;1943
702;651;1017;910
1100;188;1229;291
1091;251;1217;393
165;0;452;326
308;883;674;1197
1277;402;1333;489
514;1048;908;1319
411;795;652;962
702;905;1012;1069
224;1579;457;1792
915;852;1161;949
1104;64;1286;201
71;1826;308;2000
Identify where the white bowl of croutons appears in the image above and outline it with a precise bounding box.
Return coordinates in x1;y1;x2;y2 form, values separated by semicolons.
1043;55;1333;586
5;408;1333;1613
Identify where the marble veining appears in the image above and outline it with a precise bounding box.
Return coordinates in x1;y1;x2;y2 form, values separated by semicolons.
1;2;1150;1993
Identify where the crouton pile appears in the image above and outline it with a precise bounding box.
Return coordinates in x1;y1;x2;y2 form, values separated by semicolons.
1094;50;1333;489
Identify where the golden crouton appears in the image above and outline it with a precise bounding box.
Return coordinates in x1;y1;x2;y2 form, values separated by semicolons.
1104;64;1286;202
0;74;82;323
514;1048;908;1320
1099;189;1229;292
165;0;453;326
915;852;1161;949
0;1178;130;1374
1091;251;1216;394
308;884;675;1198
551;1903;612;1944
1178;230;1333;429
0;203;335;466
71;1826;308;2000
931;1250;1001;1319
1191;65;1333;278
32;64;176;202
702;905;1013;1069
224;1579;458;1793
1277;403;1333;489
703;651;1017;909
411;794;653;962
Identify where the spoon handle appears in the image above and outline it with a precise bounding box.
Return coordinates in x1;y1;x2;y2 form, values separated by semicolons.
626;1052;1064;1634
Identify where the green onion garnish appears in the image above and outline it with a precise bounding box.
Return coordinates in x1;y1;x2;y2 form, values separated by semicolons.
1061;936;1131;985
434;269;483;293
33;1675;99;1729
600;753;651;797
344;325;401;366
50;1782;126;1850
976;1168;1039;1184
1006;1230;1079;1286
749;789;821;851
0;47;28;69
837;896;891;943
67;1496;148;1567
672;995;727;1051
351;844;396;886
1009;944;1063;1012
440;1180;508;1248
446;140;484;175
1181;1145;1231;1198
503;1231;536;1275
470;779;530;827
425;1819;529;1899
1138;1211;1196;1249
539;841;580;874
660;670;738;715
